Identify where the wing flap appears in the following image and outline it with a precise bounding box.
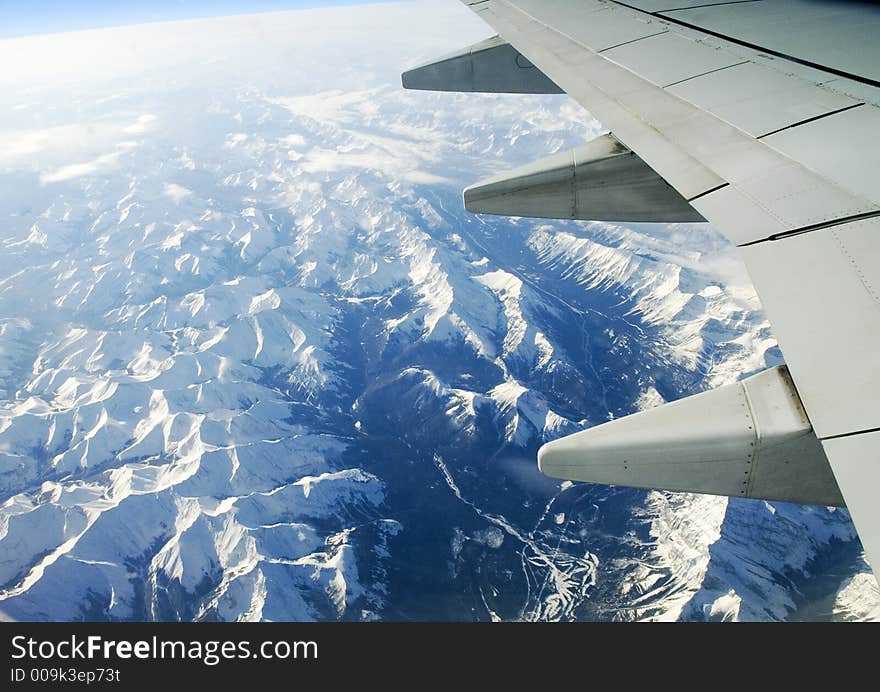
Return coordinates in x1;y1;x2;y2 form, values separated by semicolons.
740;217;880;439
762;104;880;208
823;432;880;577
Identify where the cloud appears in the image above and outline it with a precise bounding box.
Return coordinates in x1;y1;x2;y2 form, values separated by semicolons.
163;182;193;202
0;118;145;177
39;151;122;183
300;147;451;185
0;124;96;164
223;133;248;148
123;114;157;134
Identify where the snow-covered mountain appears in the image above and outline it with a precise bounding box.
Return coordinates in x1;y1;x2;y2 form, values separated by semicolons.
0;0;876;621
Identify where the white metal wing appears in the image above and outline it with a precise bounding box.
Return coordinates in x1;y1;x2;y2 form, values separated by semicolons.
403;0;880;581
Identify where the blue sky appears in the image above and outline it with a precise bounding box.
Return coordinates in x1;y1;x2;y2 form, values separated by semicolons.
0;1;385;39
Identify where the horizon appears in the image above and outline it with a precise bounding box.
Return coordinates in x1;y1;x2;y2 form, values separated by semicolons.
0;0;395;40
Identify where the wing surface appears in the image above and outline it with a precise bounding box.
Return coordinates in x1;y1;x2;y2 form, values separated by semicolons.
447;0;880;577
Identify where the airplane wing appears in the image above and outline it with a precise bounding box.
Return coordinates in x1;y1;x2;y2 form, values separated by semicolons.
403;0;880;580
